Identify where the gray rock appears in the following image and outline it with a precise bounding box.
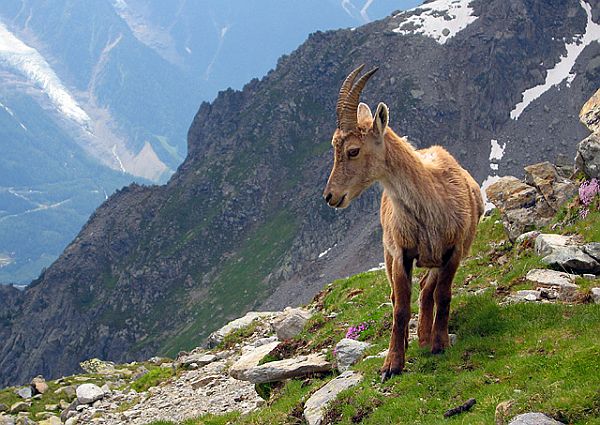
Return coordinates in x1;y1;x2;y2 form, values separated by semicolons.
0;404;6;413
583;242;600;263
38;416;62;425
54;385;76;399
575;133;600;179
79;358;116;375
0;415;16;425
580;88;600;133
513;290;541;302
542;246;600;275
64;418;78;425
9;402;29;414
231;352;331;384
206;311;277;348
180;353;218;368
76;383;104;404
591;288;600;304
14;388;31;400
334;338;370;372
304;371;363;425
508;412;564;424
534;234;577;257
133;366;149;380
229;341;280;380
525;269;579;302
271;307;312;340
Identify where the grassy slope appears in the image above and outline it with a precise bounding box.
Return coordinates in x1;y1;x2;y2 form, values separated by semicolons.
155;209;600;425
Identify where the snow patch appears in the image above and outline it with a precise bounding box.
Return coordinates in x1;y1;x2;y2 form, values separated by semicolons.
480;175;502;212
489;139;506;161
0;21;91;125
367;262;386;272
318;247;333;259
111;145;126;173
510;0;600;120
392;0;478;45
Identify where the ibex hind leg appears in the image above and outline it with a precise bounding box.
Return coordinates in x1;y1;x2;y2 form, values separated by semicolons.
417;268;438;348
431;248;460;354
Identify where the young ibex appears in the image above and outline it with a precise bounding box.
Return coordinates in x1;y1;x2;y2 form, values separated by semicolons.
323;65;484;381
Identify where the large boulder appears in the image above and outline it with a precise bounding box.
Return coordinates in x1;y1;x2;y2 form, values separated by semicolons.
334;338;370;372
271;307;312;340
486;177;554;240
30;376;49;395
534;234;579;257
524;162;577;211
304;371;363;425
75;383;104;404
231;351;331;384
525;269;579;301
79;359;116;375
579;88;600;134
541;246;600;275
575;133;600;179
14;387;31;400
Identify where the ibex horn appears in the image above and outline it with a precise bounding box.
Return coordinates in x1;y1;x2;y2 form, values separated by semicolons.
336;64;364;129
338;66;379;132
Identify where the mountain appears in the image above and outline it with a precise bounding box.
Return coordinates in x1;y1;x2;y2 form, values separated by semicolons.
0;0;417;284
1;0;599;387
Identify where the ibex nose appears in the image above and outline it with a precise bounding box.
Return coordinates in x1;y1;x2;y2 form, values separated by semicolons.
324;193;333;203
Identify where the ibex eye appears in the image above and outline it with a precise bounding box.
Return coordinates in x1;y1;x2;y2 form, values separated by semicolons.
347;148;360;158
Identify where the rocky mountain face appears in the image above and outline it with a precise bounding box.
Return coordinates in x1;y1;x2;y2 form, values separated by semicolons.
0;0;406;284
1;0;600;387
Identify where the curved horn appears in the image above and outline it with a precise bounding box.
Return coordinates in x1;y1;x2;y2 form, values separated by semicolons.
339;67;379;132
336;64;365;128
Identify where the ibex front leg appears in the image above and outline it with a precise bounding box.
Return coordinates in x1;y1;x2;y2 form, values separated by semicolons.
381;251;413;382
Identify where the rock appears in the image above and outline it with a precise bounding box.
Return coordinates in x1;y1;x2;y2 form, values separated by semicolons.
179;353;218;368
9;402;29;414
206;311;277;348
591;288;600;304
76;384;104;404
334;338;370;372
252;336;278;347
58;400;70;410
583;242;600;262
79;358;116;375
229;341;280;379
524;162;577;211
575;133;600;179
583;273;597;280
486;177;554;240
31;376;49;395
513;290;541;302
0;404;6;413
43;405;57;412
534;234;578;257
542;246;600;275
132;365;149;380
495;400;514;425
65;419;78;425
271;307;312;340
38;417;61;425
515;231;540;245
0;415;15;425
190;375;221;389
449;333;457;346
14;418;35;425
579;88;600;134
525;269;579;302
54;385;76;399
60;399;79;422
303;371;363;425
231;352;331;384
508;412;564;424
14;388;31;400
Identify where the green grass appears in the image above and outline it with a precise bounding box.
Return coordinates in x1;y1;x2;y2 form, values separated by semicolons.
131;366;176;392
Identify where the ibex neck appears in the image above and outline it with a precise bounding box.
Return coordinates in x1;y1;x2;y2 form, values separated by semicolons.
380;130;430;208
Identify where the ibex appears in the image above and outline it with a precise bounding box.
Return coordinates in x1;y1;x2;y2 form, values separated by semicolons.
323;65;484;381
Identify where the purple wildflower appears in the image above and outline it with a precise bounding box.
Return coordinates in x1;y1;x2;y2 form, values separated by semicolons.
345;322;368;340
579;178;599;207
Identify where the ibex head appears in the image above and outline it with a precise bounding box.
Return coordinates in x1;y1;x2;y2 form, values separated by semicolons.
323;64;388;209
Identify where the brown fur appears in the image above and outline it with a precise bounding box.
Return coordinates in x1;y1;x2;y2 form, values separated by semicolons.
324;102;483;381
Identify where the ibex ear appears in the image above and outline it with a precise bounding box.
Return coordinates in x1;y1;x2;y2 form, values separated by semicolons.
357;102;373;123
373;102;389;139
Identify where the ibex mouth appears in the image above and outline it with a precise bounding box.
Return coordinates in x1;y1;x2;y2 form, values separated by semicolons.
334;194;347;208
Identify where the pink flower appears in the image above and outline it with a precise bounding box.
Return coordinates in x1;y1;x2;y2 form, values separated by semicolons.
579;178;599;207
345;322;368;340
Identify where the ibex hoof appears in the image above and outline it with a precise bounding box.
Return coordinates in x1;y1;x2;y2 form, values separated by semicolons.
380;369;401;383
